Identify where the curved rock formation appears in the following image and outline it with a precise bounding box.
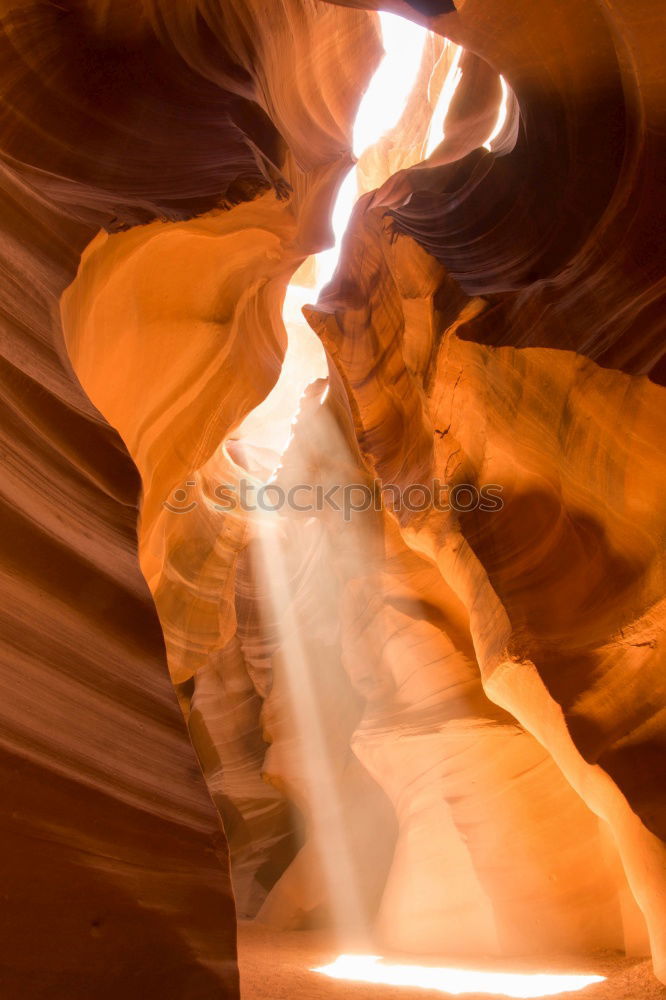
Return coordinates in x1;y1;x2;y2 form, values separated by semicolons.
334;0;665;377
1;0;378;993
59;0;382;947
0;92;240;1000
306;192;665;969
1;0;664;993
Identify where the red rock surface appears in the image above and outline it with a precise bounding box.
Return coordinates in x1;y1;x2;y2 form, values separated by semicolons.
1;0;664;995
0;125;240;1000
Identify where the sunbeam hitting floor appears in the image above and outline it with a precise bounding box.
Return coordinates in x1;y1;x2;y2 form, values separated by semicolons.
2;0;666;989
238;924;666;1000
222;10;666;991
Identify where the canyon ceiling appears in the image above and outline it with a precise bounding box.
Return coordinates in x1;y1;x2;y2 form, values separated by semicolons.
0;0;664;997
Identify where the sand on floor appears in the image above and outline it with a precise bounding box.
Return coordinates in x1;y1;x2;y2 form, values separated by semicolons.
237;921;666;1000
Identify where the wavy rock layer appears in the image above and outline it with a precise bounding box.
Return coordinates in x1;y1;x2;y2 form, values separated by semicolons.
334;0;665;378
1;0;371;992
0;136;240;1000
264;380;646;957
307;195;665;970
60;0;381;935
62;0;666;985
1;0;664;993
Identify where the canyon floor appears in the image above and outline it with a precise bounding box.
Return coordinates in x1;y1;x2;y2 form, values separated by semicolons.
237;922;666;1000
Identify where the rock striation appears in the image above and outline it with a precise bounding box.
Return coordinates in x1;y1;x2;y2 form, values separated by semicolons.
1;0;664;993
0;98;241;1000
307;201;665;966
0;0;379;993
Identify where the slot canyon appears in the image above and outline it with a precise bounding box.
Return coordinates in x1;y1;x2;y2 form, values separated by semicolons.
0;0;665;997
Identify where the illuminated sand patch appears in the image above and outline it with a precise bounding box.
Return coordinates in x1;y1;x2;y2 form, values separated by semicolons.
314;955;605;997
